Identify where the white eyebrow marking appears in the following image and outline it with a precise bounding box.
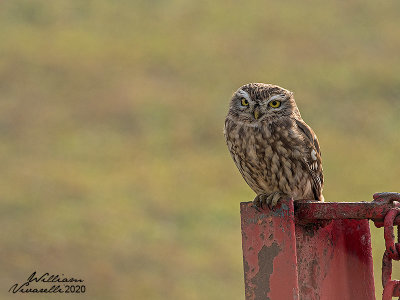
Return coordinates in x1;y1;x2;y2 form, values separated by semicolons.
267;94;285;102
311;149;317;161
237;89;251;101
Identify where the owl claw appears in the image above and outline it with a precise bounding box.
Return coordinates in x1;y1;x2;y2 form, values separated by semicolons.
253;192;287;210
252;203;261;212
252;195;262;211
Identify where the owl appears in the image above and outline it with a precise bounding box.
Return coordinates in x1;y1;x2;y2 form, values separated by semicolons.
224;83;324;209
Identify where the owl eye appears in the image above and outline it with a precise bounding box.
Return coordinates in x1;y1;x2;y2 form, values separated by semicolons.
241;98;249;106
269;100;281;108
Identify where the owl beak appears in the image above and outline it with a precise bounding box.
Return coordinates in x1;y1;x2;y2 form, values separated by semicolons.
254;107;261;120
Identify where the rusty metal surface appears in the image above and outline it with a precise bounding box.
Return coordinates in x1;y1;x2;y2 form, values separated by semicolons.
294;201;400;225
240;193;400;299
241;199;376;300
296;219;375;300
240;199;299;300
382;252;400;298
372;192;400;298
378;194;400;299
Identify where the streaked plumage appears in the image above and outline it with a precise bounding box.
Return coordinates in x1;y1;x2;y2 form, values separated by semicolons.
223;83;323;208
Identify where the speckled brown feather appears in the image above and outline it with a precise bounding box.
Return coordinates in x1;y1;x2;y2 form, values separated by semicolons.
224;83;323;202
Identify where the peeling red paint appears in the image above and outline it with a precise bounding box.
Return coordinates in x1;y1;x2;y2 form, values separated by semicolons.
294;201;400;226
296;219;375;299
241;200;299;300
241;198;376;300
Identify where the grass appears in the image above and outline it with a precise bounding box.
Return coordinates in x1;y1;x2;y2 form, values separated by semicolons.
0;0;400;299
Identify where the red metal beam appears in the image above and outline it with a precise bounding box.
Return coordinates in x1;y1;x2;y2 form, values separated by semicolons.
240;200;299;300
295;218;375;299
241;198;376;299
294;201;400;226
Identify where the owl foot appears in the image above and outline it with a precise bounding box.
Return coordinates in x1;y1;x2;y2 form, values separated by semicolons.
253;192;288;210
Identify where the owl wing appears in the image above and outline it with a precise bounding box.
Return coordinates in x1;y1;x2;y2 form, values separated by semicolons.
295;119;324;201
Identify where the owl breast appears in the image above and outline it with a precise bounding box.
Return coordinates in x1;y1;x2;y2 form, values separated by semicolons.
224;118;314;200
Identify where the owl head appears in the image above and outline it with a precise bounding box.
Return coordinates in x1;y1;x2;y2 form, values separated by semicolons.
227;83;301;124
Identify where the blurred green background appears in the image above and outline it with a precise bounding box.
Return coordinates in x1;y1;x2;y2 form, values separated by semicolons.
0;0;399;299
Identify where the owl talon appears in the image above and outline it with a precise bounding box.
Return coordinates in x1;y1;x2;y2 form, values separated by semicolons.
252;203;261;212
269;192;282;209
252;195;264;211
253;192;288;210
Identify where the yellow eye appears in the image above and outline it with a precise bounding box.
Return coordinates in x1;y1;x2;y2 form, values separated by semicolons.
241;98;249;106
269;100;281;108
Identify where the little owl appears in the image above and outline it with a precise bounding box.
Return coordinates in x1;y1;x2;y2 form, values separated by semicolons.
224;83;324;208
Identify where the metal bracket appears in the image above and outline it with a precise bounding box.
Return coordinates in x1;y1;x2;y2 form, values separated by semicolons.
240;193;400;299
